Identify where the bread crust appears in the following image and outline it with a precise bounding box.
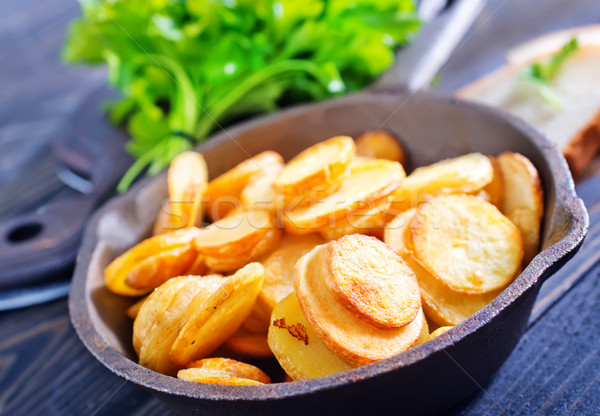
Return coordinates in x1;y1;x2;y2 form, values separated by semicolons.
563;108;600;177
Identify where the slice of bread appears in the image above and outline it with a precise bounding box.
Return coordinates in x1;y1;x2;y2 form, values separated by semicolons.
457;26;600;176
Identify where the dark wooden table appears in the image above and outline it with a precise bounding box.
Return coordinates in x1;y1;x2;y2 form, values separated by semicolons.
1;0;599;415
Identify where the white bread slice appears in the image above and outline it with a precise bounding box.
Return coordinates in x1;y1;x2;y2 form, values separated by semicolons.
457;30;600;177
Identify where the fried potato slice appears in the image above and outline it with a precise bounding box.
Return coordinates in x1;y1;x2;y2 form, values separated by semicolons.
134;275;226;375
126;296;148;320
261;234;326;309
204;227;281;272
497;152;544;265
355;130;405;165
169;263;265;367
295;242;424;365
153;206;183;235
268;293;355;380
125;245;198;291
181;275;227;322
225;327;273;358
319;197;393;240
188;358;270;383
385;209;504;326
178;369;264;385
184;254;209;276
275;136;355;200
241;163;283;212
205;151;283;220
427;326;454;340
168;151;209;227
178;357;270;385
482;156;504;209
241;294;272;334
408;255;504;326
412;313;430;347
105;227;201;296
411;195;522;294
195;210;272;255
325;234;421;330
284;159;404;235
133;277;189;359
195;210;279;272
384;208;417;257
390;153;493;211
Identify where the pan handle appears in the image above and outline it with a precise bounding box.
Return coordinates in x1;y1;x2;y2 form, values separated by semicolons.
373;0;486;93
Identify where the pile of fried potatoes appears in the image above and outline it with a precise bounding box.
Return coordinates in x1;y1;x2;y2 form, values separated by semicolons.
105;131;544;384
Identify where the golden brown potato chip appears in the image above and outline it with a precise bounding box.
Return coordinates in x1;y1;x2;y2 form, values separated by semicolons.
268;293;354;380
355;130;405;165
125;245;198;291
284;159;404;235
241;163;284;213
390;153;493;212
184;254;209;276
275;136;355;201
482;156;504;209
187;357;270;383
178;358;270;385
105;227;200;296
261;234;326;309
205;228;281;273
295;242;424;365
126;296;148;320
195;210;280;272
412;313;430;347
178;369;264;385
133;275;226;375
407;255;503;326
427;326;454;340
168;151;208;227
152;207;184;235
225;327;273;358
383;208;417;257
205;151;283;220
181;275;227;322
325;234;421;330
498;152;544;265
411;195;522;294
133;277;189;359
169;263;265;367
195;210;272;255
319;197;393;240
385;209;504;326
241;294;272;334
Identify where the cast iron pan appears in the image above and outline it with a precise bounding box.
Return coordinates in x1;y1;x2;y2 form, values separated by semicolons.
69;1;588;414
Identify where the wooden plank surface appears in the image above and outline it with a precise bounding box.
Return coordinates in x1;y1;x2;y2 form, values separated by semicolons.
0;0;599;415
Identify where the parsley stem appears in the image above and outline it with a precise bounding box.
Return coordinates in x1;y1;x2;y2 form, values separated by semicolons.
116;144;161;193
194;60;330;139
134;54;200;134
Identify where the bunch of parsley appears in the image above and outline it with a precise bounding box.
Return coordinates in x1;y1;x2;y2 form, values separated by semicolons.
63;0;421;191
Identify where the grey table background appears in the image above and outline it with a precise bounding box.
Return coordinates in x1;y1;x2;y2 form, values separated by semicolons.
1;0;599;415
